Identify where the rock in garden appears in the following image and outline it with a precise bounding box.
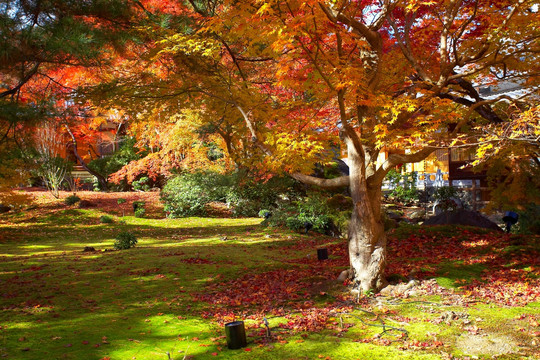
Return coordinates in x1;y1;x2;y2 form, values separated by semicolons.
424;209;502;231
386;210;403;221
336;269;350;282
407;209;426;222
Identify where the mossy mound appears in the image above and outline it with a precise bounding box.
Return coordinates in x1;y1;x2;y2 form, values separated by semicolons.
424;209;502;231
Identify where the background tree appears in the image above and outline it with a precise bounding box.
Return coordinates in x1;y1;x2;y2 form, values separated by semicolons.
476;105;540;214
35;120;72;198
0;0;137;198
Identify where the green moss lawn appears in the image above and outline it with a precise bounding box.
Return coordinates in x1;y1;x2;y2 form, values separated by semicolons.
0;190;538;359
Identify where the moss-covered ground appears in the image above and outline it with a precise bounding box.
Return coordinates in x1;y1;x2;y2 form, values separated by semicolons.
0;190;538;359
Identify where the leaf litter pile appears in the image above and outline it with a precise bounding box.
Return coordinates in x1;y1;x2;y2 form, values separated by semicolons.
0;191;539;359
195;227;540;355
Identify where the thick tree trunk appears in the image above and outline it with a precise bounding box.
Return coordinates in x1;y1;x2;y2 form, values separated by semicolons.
347;141;387;293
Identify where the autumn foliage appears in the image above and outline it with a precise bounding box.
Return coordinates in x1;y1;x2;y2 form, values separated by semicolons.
1;0;538;293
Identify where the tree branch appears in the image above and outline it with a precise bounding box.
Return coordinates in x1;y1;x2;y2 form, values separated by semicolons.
0;63;40;99
370;147;435;186
318;3;379;48
388;15;433;83
458;0;526;66
291;172;350;189
437;90;504;124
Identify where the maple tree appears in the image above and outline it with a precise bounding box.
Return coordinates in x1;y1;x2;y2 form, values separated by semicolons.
474;104;540;210
0;0;537;291
35;119;72;198
0;0;138;196
88;0;539;292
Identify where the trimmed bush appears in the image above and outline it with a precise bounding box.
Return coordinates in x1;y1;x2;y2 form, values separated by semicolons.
134;207;146;218
114;231;138;250
99;215;114;224
161;173;215;217
286;217;305;232
132;200;145;210
132;200;146;218
65;194;81;206
433;186;460;212
132;176;151;192
264;193;343;236
385;169;419;204
161;171;303;218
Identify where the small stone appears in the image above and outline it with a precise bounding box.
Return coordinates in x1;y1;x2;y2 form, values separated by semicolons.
379;285;395;296
408;210;425;221
336;270;350;282
406;279;419;289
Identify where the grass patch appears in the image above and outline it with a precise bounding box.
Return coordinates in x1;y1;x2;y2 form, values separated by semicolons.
436;261;487;288
0;191;539;359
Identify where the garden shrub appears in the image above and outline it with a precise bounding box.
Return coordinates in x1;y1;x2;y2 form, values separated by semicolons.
100;215;113;224
264;193;341;235
515;204;540;235
295;195;333;233
161;173;217;217
286;216;305;232
262;202;295;227
385;169;419;204
226;188;264;217
225;174;301;217
161;171;302;218
132;176;151;192
132;200;146;209
134;207;146;218
433;186;459;212
65;194;81;205
114;231;138;250
133;201;146;218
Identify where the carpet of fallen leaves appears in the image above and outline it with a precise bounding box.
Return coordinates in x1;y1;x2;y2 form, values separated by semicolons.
195;227;540;343
21;188;165;217
386;228;540;307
